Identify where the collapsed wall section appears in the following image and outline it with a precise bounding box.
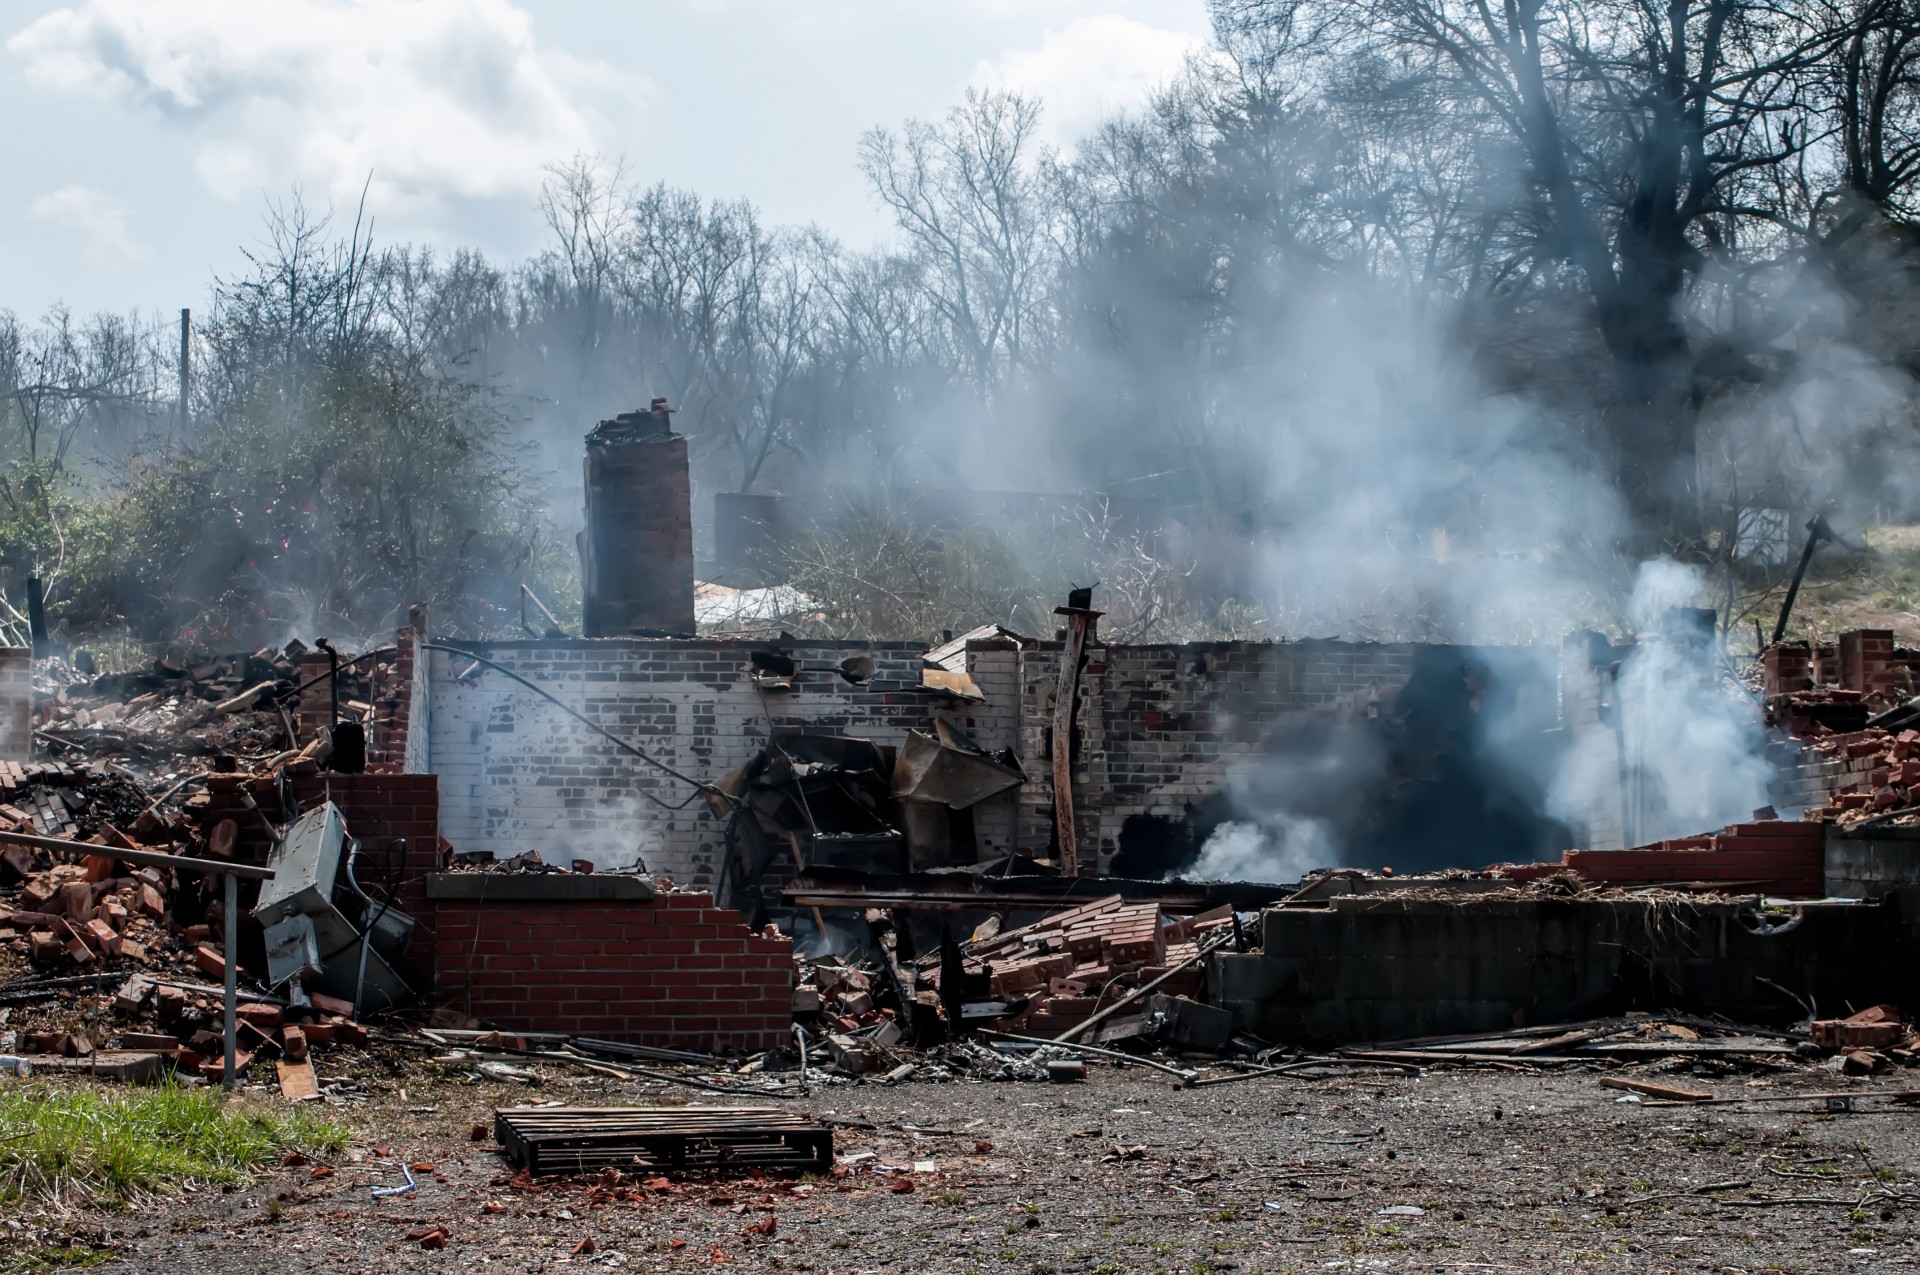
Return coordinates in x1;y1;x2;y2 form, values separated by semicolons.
193;772;445;975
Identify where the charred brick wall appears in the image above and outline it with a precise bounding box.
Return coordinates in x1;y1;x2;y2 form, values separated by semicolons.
581;427;695;637
1762;642;1813;696
426;640;975;885
1004;640;1439;871
292;635;417;772
363;626;418;773
425;636;1558;883
1217;893;1904;1042
1839;629;1903;697
429;891;793;1049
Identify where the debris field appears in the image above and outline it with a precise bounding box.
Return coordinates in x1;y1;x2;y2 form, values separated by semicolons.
2;418;1920;1273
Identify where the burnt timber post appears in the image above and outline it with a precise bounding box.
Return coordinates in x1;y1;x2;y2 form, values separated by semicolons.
1051;587;1102;877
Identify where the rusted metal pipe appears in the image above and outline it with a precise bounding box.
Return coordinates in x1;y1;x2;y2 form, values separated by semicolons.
222;871;238;1089
0;827;273;879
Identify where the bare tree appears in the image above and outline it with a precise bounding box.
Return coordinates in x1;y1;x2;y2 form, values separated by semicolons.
859;89;1058;400
1216;0;1846;541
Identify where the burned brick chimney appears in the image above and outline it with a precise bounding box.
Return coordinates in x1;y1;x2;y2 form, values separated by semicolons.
579;398;695;637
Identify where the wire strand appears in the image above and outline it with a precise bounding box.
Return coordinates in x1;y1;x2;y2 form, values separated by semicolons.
420;642;733;812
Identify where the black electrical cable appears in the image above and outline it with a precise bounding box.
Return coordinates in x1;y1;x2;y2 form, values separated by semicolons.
315;836;402;966
420;642;734;811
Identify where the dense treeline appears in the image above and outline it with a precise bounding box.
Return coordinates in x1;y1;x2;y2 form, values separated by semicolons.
9;0;1920;647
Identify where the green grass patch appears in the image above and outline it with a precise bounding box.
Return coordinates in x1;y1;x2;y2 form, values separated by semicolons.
0;1084;347;1207
0;1244;116;1275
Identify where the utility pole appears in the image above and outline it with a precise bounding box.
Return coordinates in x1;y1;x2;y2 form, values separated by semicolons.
177;308;191;433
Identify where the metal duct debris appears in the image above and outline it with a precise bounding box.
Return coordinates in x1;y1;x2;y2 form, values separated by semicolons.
252;803;413;1012
893;720;1025;809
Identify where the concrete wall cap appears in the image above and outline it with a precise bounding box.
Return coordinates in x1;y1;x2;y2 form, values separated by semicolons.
424;872;656;902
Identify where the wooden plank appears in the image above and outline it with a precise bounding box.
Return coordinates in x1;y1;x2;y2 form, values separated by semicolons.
277;1059;320;1101
1585;1040;1794;1057
1511;1029;1606;1055
1050;609;1090;876
1600;1076;1713;1102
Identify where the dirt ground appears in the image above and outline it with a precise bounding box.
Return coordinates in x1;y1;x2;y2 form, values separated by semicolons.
20;1059;1920;1275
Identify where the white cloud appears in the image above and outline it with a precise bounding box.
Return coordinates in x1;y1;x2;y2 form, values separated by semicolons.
972;14;1206;144
7;0;632;212
28;184;146;261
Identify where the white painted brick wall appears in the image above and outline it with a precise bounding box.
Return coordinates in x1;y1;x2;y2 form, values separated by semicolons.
0;648;30;762
429;634;1568;884
428;640;950;886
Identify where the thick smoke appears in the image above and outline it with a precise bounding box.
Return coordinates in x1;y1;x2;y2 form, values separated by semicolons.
565;791;660;875
1546;559;1772;847
1189;817;1336;885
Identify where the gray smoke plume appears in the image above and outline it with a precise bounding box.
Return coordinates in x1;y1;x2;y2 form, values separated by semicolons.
1547;559;1772;847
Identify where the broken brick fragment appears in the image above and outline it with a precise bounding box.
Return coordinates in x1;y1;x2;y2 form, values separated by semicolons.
236;1002;283;1031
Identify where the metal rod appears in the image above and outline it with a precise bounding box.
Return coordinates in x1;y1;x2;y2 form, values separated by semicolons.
1771;514;1834;646
0;826;273;879
1177;1056;1421;1088
976;1028;1196;1079
1050;933;1231;1044
223;870;238;1090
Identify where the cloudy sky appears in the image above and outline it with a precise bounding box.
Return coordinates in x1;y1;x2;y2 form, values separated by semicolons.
1;0;1211;318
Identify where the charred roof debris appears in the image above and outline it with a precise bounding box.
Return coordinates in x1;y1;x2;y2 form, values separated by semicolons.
2;409;1919;1203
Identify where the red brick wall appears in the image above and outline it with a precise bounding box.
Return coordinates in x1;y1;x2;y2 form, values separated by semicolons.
291;628;416;772
1499;820;1824;896
365;626;417;773
1761;642;1812;696
1839;629;1898;696
431;893;793;1050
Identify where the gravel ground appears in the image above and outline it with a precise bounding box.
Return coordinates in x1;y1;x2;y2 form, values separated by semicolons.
24;1059;1918;1275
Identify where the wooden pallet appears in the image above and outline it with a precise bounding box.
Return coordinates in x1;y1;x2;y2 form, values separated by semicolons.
493;1106;834;1176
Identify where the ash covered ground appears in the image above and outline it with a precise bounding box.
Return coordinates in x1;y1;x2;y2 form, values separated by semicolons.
43;1066;1920;1275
